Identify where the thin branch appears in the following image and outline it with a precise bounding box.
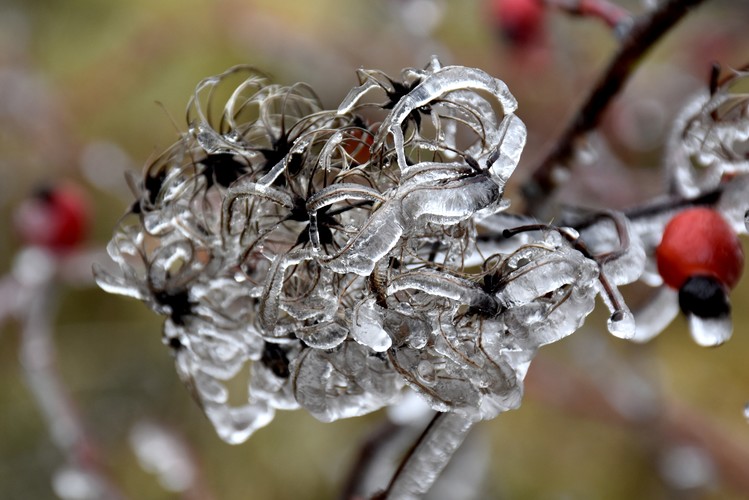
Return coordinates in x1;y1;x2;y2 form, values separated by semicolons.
523;0;709;216
19;272;125;499
545;0;631;30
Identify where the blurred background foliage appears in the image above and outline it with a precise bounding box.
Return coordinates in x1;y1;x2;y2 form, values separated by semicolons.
2;0;749;498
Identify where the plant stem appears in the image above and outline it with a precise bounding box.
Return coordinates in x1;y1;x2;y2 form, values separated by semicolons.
523;0;709;216
375;412;474;500
545;0;632;30
19;266;124;499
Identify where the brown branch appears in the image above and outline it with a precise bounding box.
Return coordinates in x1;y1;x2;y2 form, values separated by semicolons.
522;0;709;216
545;0;631;30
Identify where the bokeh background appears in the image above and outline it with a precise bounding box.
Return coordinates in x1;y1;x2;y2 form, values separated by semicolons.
2;0;749;498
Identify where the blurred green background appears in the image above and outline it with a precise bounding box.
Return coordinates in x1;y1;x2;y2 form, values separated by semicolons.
2;0;749;498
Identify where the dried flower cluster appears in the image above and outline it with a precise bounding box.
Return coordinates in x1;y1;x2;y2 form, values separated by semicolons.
96;59;749;444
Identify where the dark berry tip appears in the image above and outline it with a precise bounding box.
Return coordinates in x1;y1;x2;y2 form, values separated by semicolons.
678;275;731;319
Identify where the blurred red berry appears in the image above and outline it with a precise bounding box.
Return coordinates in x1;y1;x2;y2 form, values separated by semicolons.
13;183;90;252
656;207;744;291
489;0;545;45
342;126;375;165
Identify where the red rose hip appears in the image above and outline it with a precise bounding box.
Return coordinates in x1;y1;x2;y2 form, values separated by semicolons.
14;183;90;253
657;207;743;322
657;207;743;291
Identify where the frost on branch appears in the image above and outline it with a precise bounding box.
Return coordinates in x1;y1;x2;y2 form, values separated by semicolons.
95;58;738;445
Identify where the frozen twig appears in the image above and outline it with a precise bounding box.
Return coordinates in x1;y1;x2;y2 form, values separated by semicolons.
374;412;474;500
523;0;708;216
17;252;125;499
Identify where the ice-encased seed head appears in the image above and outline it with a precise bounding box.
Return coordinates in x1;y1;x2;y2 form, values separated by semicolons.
98;58;637;443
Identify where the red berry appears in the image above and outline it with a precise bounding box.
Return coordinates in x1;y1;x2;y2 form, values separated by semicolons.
489;0;545;45
14;183;90;252
656;207;744;291
342;126;374;165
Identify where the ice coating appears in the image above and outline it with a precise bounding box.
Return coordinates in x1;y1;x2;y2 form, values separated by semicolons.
577;212;646;286
372;63;518;172
631;286;680;343
716;174;749;234
351;298;392;352
97;59;545;442
667;70;749;197
97;58;747;446
558;193;746;345
385;412;475;499
292;341;403;422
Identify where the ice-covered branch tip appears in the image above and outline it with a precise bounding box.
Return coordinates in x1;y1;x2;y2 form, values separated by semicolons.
95;56;747;451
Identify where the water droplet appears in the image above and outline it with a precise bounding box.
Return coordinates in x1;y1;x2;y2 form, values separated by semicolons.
204;402;275;445
688;314;732;347
607;309;636;339
417;360;437;386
